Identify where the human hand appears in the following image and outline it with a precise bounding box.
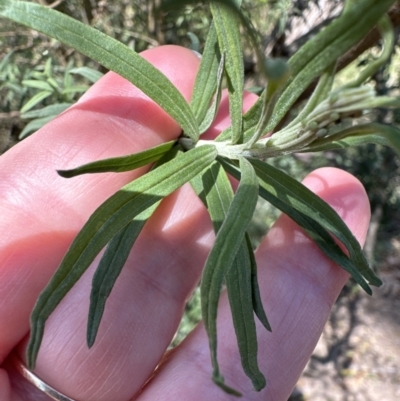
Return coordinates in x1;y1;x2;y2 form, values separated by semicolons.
0;45;370;401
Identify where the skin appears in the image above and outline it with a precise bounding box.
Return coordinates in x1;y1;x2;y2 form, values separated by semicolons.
0;45;371;401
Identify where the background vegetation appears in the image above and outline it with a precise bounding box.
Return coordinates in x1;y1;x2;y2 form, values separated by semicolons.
1;1;400;399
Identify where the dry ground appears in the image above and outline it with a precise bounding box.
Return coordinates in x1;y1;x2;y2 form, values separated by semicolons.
290;256;400;401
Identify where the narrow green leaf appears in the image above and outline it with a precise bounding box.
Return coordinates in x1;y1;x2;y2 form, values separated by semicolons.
187;32;200;52
190;23;219;125
303;134;392;151
244;233;271;332
61;85;88;95
201;161;233;231
210;0;244;144
0;49;14;72
302;123;400;155
19;116;55;139
21;102;72;119
21;79;53;91
344;15;394;88
20;90;52;114
27;145;217;369
57;141;175;177
226;242;266;391
201;157;258;394
218;157;378;292
47;77;59;91
43;57;52;78
0;0;199;140
69;66;104;83
246;58;290;146
215;90;265;143
249;159;381;287
218;0;396;142
86;146;180;346
198;52;225;134
87;202;159;347
285;62;337;130
201;163;271;332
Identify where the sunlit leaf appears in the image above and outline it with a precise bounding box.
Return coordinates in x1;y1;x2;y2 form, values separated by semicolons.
199;52;225;134
302;123;400;155
190;23;219;126
69;66;104;83
218;157;379;292
201;157;258;395
57;141;175;177
21;79;53;91
20;90;52;114
19;116;55;139
244;233;271;332
87;202;160;347
226;242;266;391
21;103;72;119
210;0;244;144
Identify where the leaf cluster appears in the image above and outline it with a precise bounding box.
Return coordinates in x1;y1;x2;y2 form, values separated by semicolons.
0;50;103;138
1;0;400;395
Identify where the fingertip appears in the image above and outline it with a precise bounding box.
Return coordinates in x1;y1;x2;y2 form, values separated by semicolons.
302;167;371;245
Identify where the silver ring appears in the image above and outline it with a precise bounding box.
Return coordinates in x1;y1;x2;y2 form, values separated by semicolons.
11;352;77;401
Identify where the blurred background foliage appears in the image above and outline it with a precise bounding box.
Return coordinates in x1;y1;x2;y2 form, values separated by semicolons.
1;1;400;395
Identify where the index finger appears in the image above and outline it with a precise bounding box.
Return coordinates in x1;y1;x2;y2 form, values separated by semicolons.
0;45;200;363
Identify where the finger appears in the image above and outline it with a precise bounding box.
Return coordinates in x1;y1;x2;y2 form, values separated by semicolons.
2;66;258;400
0;45;203;394
11;89;259;401
136;167;371;401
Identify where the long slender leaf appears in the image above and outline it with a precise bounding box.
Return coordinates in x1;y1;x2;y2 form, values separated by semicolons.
246;58;290;146
201;157;258;395
247;159;381;287
21;103;72;119
244;233;271;332
285;62;337;130
301;134;392;151
21;79;53;91
87;202;159;347
20;90;52;114
57;141;175;177
345;15;394;88
27;145;217;369
302;123;400;155
86;147;181;346
201;164;271;332
0;0;199;140
226;243;266;391
69;66;104;83
215;90;266;143
190;23;219;125
19;116;55;139
218;157;379;292
199;53;225;134
210;0;244;144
